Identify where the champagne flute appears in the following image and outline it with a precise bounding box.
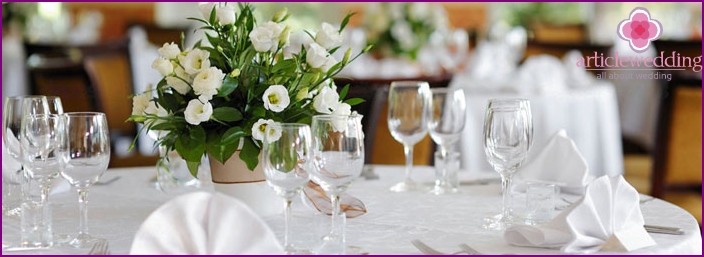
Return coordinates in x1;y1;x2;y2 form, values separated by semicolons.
310;114;364;254
482;99;532;230
57;112;111;248
387;81;431;192
428;88;466;195
261;123;311;254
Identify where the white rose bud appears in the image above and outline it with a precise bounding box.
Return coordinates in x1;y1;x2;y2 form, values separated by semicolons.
312;85;340;114
272;7;288;22
262;85;290;113
131;93;150;116
184;99;213;125
157;42;181;60
151;57;173;76
192;67;225;101
305;42;329;69
179;48;211;76
216;5;236;25
249;21;284;53
165;76;191;95
315;22;344;50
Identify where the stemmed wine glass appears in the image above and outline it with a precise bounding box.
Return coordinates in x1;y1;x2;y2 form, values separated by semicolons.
261;123;311;254
428;88;466;195
310;114;364;254
56;112;111;248
482;99;532;230
387;81;431;192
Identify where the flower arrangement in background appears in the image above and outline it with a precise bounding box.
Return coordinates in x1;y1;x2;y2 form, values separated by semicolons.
363;2;449;60
130;2;370;176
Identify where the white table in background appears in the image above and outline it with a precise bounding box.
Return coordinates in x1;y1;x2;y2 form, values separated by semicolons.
2;165;700;254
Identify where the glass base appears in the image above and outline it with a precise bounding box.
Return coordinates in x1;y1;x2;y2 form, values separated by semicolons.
389;180;427;192
428;184;459;195
314;234;345;254
66;234;103;249
482;214;515;231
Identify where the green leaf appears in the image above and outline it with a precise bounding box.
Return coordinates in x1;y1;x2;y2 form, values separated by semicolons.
221;127;245;145
175;126;206;163
344;97;365;106
249;106;266;118
339;12;356;32
212;107;243;122
218;76;239;97
239;137;260;171
339;84;350;99
186;161;200;178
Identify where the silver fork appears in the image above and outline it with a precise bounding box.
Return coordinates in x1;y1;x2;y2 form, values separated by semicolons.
458;243;481;254
88;240;110;255
411;239;468;255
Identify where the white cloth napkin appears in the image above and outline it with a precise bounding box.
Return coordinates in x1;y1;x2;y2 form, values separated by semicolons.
562;50;595;89
515;130;594;194
512;55;568;94
505;175;656;253
2;140;71;195
130;191;283;254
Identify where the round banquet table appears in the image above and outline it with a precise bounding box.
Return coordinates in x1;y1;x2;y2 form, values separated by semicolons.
2;165;700;254
454;83;624;177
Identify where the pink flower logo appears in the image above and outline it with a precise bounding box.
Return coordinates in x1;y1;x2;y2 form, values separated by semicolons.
617;7;662;53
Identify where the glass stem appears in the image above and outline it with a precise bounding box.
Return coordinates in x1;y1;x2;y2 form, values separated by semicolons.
500;174;513;221
330;194;341;238
439;146;449;187
283;198;293;253
403;145;414;183
39;181;51;204
77;187;90;237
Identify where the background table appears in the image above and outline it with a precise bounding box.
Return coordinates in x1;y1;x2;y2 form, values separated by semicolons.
453;84;624;177
2;165;700;254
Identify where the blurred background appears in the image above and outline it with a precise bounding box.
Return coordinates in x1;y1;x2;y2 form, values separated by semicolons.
2;2;701;223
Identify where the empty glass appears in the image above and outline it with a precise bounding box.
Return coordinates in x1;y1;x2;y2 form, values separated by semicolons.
262;123;312;254
482;99;532;230
57;112;111;248
428;88;466;195
310;114;364;254
387;81;431;192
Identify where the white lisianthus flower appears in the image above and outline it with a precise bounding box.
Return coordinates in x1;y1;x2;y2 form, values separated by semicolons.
157;42;181;60
184;99;213;125
262;85;290;113
192;67;225;101
322;55;338;72
330;103;353;132
151;57;173;76
305;42;329;69
144;101;169;127
249;21;284;53
313;85;340;114
131;93;150;116
174;66;192;83
216;5;236;25
408;2;429;20
332;102;352;116
252;119;280;142
179;48;211;76
199;2;217;19
315;22;343;50
283;31;313;59
265;123;282;143
165;76;191;95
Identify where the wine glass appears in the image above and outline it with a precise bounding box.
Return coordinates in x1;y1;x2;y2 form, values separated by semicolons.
428;88;466;195
310;114;364;254
387;81;431;192
482;99;532;230
57;112;111;248
20;113;63;205
261;123;311;254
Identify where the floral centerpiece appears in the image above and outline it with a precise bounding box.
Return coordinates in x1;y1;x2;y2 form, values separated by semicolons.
130;2;370;177
363;2;449;60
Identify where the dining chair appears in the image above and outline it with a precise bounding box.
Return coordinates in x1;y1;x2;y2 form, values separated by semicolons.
650;75;702;224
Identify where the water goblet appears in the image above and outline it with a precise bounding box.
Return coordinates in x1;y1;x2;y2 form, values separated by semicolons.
57;112;111;248
310;114;364;254
428;88;466;195
387;81;431;192
482;99;532;230
261;123;312;254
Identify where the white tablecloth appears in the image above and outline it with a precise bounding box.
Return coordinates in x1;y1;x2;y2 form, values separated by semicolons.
453;84;624;177
2;165;700;254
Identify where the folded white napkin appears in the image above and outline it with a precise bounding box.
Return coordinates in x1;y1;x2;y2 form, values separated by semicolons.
515;130;594;194
130;192;283;254
512;55;568;94
2;140;71;195
505;175;656;253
